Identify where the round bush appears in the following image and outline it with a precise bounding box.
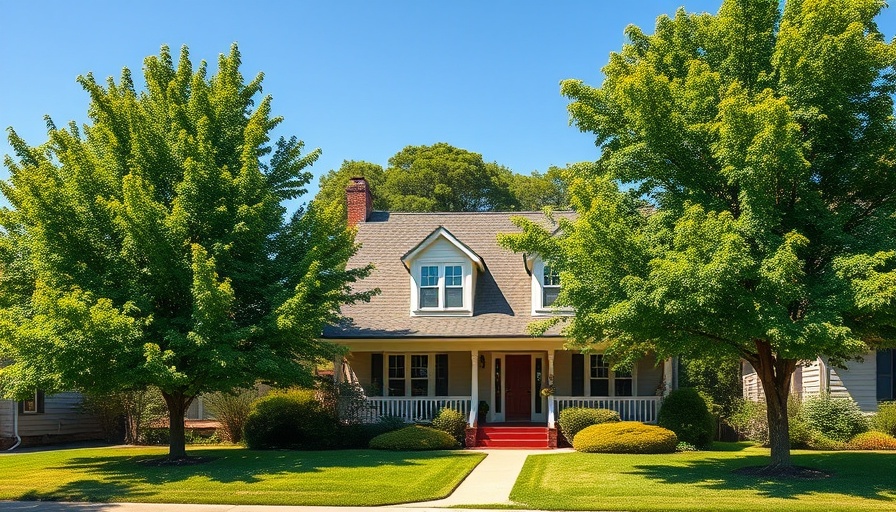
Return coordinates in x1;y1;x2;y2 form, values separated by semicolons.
431;407;467;445
801;395;868;443
657;388;714;448
243;388;340;450
872;401;896;436
573;421;678;454
849;431;896;450
369;425;459;450
558;407;620;443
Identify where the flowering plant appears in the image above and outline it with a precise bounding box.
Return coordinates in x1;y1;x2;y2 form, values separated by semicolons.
540;385;556;397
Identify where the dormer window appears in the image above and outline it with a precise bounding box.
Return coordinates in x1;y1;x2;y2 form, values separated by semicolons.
403;227;483;317
418;264;465;310
530;257;573;316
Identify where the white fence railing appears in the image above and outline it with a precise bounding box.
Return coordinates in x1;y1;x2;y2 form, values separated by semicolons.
553;396;661;423
357;397;471;424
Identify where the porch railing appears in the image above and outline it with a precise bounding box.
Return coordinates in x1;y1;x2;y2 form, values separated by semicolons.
357;397;471;424
553;396;661;424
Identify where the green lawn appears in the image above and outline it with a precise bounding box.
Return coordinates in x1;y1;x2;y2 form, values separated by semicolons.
0;445;485;506
511;443;896;511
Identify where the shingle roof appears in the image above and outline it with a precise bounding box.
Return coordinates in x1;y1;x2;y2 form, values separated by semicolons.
322;211;572;339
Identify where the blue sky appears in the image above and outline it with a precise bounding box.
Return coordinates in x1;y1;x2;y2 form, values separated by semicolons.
2;1;894;206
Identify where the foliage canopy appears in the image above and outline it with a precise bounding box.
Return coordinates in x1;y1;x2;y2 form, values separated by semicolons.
0;44;373;458
500;0;896;468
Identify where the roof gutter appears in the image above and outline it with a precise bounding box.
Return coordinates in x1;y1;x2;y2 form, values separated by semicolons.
6;400;21;451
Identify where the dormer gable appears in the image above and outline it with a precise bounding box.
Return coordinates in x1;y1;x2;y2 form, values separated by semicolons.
525;254;574;317
402;227;483;316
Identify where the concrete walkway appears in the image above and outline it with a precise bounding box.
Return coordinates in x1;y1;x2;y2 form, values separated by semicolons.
0;448;571;511
404;448;571;508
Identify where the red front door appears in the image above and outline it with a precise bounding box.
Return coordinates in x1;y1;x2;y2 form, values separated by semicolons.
505;355;532;421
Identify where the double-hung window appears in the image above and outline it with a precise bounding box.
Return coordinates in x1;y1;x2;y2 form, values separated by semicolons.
417;264;465;310
419;266;440;308
589;355;633;397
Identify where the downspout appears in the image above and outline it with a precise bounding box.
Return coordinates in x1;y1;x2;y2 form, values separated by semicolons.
7;400;21;451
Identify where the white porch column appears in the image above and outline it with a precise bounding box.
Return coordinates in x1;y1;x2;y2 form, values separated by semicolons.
334;355;344;384
663;357;674;397
470;350;479;426
548;350;555;385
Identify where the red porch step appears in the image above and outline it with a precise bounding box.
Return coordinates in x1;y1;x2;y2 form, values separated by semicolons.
476;426;550;448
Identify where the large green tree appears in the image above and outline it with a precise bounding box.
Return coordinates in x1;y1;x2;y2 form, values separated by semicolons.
0;45;373;459
314;143;521;213
501;0;895;469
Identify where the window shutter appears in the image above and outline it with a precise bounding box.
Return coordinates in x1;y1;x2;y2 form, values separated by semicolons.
572;354;584;396
878;349;895;401
371;353;384;397
435;354;449;396
36;391;45;413
17;400;23;414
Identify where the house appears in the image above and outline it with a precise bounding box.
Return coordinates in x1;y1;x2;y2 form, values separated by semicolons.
323;178;675;448
742;349;896;413
0;391;102;449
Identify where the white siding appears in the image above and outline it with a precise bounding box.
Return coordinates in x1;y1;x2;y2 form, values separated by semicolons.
17;392;101;437
419;238;468;261
0;400;13;437
802;359;822;395
827;356;878;413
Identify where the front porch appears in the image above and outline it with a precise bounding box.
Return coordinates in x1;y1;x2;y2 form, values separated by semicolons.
337;346;672;430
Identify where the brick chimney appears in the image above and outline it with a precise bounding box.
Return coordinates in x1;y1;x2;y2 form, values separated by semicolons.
346;177;373;227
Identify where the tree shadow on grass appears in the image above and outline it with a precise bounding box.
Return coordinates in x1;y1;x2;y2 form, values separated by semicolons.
631;451;896;502
19;448;471;503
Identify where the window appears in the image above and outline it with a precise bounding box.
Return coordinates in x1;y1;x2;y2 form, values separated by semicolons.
19;390;44;414
411;355;429;396
383;353;447;396
445;265;463;307
416;263;467;311
590;355;609;396
589;355;634;396
543;264;560;307
388;355;406;396
420;266;439;308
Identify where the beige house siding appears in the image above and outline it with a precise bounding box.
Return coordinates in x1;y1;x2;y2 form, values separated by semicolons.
553;351;572;393
17;392;101;438
636;358;664;397
450;352;472;396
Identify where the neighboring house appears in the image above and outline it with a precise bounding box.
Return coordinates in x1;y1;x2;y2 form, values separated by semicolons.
743;349;896;413
0;391;102;449
323;178;675;447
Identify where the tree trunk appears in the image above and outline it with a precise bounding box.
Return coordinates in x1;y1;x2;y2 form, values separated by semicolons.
161;391;194;460
752;340;796;469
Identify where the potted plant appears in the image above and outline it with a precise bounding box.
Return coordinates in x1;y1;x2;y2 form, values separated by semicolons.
478;400;489;425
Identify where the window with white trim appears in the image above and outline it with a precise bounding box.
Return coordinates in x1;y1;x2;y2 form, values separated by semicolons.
388;355;406;396
411;355;429;396
589;355;634;397
414;263;469;312
20;390;44;414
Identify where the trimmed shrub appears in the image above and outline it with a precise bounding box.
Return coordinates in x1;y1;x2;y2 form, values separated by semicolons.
339;415;407;449
369;425;459;450
243;388;341;450
807;430;848;450
573;421;678;454
729;397;810;447
872;402;896;436
558;407;620;444
801;394;868;443
849;431;896;450
432;408;467;445
657;388;714;448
